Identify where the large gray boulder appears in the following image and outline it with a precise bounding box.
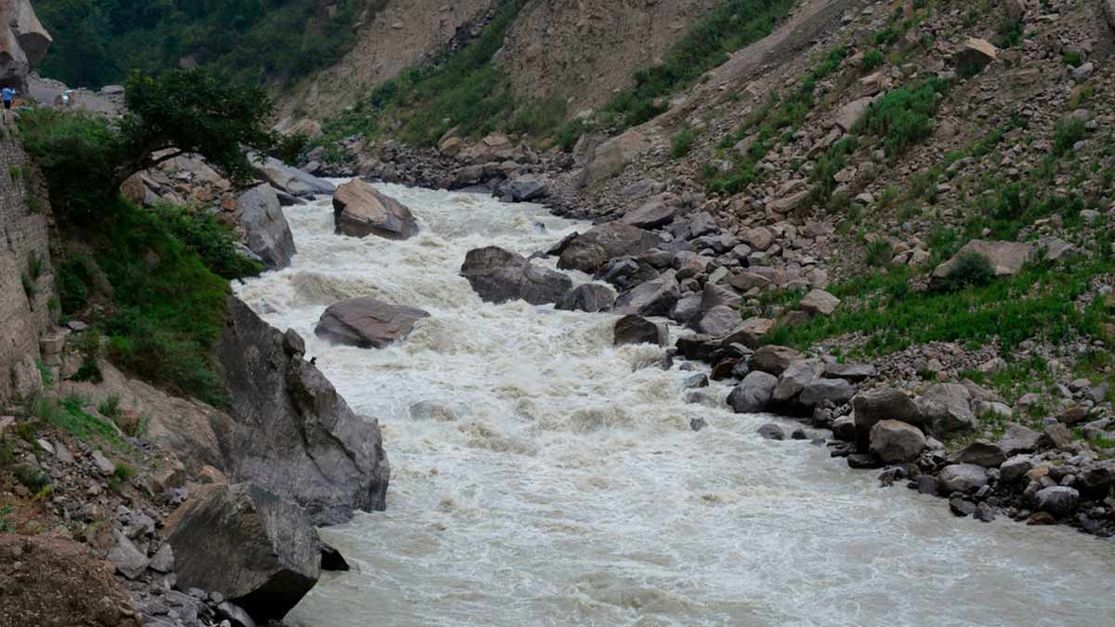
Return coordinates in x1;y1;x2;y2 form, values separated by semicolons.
951;441;1006;467
869;420;926;463
333;179;419;240
217;297;390;525
750;345;801;376
852;387;922;447
460;246;572;305
614;315;666;347
557;222;662;274
937;464;989;495
997;423;1041;456
255;155;336;198
727;371;779;413
621;194;678;229
315;297;429;349
933;240;1033;278
918;383;976;434
0;0;51;91
555;283;616;313
799;378;856;407
772;360;823;403
696;305;742;337
613;271;680;317
237;184;296;269
167;483;321;623
1034;486;1079;518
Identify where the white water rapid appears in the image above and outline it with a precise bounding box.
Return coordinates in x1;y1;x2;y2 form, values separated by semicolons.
235;184;1115;626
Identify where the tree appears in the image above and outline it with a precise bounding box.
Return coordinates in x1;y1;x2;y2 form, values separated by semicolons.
20;69;274;221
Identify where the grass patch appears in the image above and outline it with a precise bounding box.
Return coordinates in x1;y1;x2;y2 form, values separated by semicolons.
1052;116;1086;156
764;260;1114;356
856;77;948;159
671;126;699;159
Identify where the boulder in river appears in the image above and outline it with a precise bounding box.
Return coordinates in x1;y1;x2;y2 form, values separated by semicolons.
315;297;430;349
333;179;420;240
255;155;336;198
167;483;321;623
869;420;926;463
1034;486;1080;518
613;270;680;317
237;184;296;269
727;371;778;413
557;222;662;274
217;297;390;525
614;315;666;347
460;246;573;305
937;463;989;495
556;283;616;313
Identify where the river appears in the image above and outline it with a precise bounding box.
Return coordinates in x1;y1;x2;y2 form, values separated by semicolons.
235;184;1115;626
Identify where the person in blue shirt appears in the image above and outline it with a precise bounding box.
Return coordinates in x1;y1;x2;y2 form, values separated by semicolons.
2;87;15;122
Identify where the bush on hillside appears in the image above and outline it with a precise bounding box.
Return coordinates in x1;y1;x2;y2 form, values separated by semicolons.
857;78;948;159
936;252;995;292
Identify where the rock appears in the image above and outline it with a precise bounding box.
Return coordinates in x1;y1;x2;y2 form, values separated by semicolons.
91;450;115;475
1034;486;1079;518
699;282;742;312
149;544;174;573
869;420;926;463
932;240;1033;279
997;424;1042;455
727;371;778;413
255;155;336;198
314;297;429;349
613;271;680;317
558;222;662;274
727;271;772;292
320;543;351;572
217;298;390;525
217;602;257;627
621;194;677;229
768;190;808;214
584;130;649;187
799;378;856;407
749;345;801;376
1056;405;1089;426
168;484;321;623
823;362;877;381
949;497;977;517
1105;0;1115;32
739;226;774;251
501;176;547;202
690;417;708;432
937;464;989;494
757;423;785;440
555;283;616;312
461;246;572;305
723;317;775;348
974;501;996;523
952;441;1006;467
772;360;822;403
853;387;922;445
333;179;419;240
0;535;141;627
237;184;296;269
955;38;998;71
1040;423;1073;449
107;533;150;580
696;305;742;337
999;455;1035;483
834;97;875;131
614;315;666;347
918;383;975;434
798;289;840;316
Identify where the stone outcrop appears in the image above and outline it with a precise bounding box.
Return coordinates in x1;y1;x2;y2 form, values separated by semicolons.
460;246;572;305
315;297;429;349
933;240;1033;278
255;155;336;198
0;136;53;406
555;283;616;312
216;297;390;525
237;184;297;269
557;221;662;274
0;0;51;91
333;178;419;240
166;483;321;623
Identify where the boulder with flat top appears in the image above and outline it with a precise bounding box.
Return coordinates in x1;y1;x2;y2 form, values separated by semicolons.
333;179;419;240
315;297;429;349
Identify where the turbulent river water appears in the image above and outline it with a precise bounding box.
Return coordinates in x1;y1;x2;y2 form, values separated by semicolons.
236;184;1115;626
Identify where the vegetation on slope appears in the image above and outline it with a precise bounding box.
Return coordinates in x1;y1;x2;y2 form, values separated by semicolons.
36;0;369;88
20;70;273;405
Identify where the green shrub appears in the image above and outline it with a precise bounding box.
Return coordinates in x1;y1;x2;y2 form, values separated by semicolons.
671;126;699;159
1052;116;1086;156
14;465;51;493
272;132;310;164
71;329;103;384
1061;50;1083;68
937;252;995;292
0;505;13;533
857;78;948;159
864;239;894;267
862;48;885;71
151;203;261;280
57;255;95;315
98;394;121;419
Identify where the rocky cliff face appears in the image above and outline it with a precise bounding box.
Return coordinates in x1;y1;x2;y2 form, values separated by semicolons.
0;135;54;406
277;0;497;127
499;0;718;112
215;296;390;525
0;0;51;90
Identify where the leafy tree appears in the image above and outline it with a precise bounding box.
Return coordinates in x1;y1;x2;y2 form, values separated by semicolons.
20;69;274;221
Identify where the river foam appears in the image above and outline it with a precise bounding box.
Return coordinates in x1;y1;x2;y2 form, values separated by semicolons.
236;184;1115;626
